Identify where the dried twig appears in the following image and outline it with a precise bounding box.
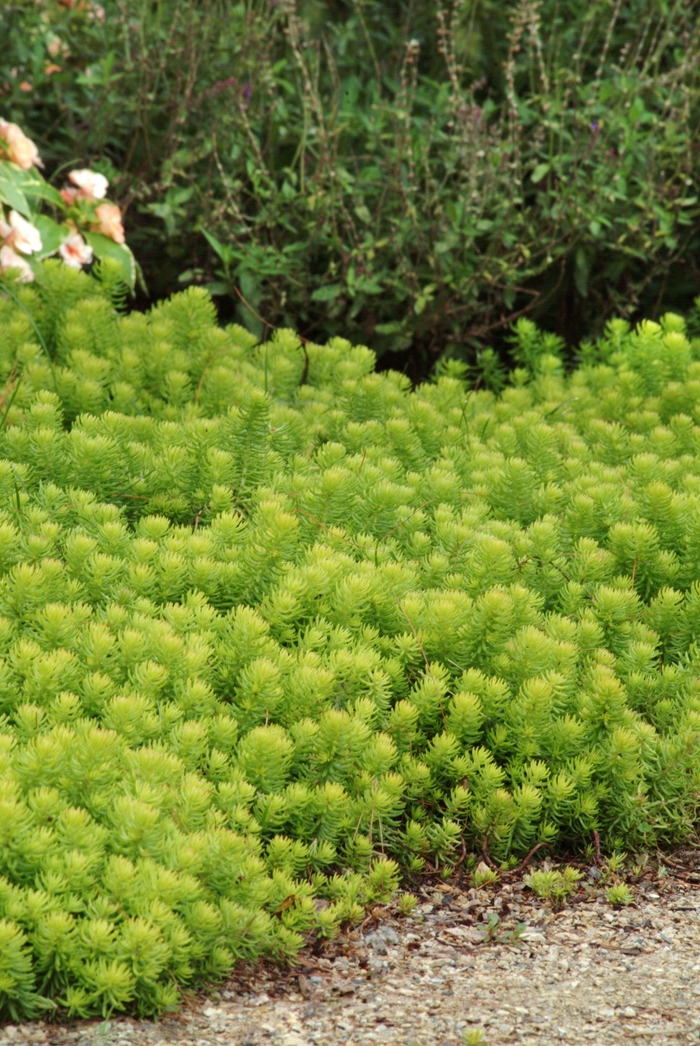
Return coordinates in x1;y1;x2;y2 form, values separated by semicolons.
505;841;557;877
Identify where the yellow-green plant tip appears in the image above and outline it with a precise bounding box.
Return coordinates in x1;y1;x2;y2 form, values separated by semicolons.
606;884;634;907
397;893;418;916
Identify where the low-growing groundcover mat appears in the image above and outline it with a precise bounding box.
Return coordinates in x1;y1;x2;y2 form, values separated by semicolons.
1;262;700;1019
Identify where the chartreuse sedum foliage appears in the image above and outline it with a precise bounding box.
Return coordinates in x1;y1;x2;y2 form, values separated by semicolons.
524;866;582;904
2;263;700;1017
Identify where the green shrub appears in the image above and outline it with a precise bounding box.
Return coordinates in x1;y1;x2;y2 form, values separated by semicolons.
0;262;700;1016
1;1;699;369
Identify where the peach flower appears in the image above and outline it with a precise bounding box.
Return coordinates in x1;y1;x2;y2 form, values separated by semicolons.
68;168;109;200
0;119;42;169
59;230;93;269
0;211;42;255
60;187;80;206
93;202;125;243
0;244;34;281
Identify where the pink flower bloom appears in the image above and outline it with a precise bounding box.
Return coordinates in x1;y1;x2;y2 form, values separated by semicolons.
0;211;42;255
59;0;105;18
59;229;93;269
0;119;42;169
93;202;125;243
61;187;80;206
0;244;34;281
68;168;109;200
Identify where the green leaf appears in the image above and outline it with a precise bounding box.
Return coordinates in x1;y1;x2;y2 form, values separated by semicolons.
203;281;231;296
531;163;551;185
355;277;382;295
20;170;65;209
0;162;64;212
311;283;343;302
83;232;136;289
200;227;233;268
574;245;592;298
0;161;31;217
628;98;646;124
33;215;69;260
414;283;437;315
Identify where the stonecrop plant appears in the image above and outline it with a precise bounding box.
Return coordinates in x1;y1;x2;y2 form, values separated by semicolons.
0;118;135;288
1;261;700;1018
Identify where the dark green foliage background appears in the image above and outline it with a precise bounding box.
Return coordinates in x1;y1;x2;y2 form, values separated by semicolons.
1;0;699;376
0;261;700;1016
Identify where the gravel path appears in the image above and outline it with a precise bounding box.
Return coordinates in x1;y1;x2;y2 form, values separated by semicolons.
5;857;700;1046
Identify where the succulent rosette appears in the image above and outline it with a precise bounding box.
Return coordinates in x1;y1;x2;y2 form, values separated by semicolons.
0;118;135;287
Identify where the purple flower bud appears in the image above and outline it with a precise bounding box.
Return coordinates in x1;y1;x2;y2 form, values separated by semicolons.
590;121;599;132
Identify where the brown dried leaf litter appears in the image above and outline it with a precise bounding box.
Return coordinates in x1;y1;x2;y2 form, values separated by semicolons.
6;852;700;1046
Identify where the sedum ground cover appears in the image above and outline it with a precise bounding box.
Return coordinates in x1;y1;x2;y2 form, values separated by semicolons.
1;262;700;1018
